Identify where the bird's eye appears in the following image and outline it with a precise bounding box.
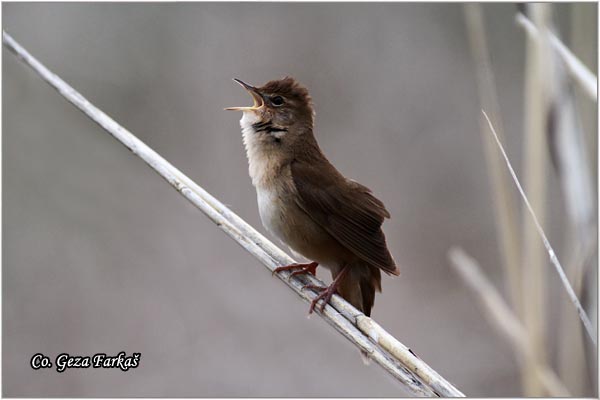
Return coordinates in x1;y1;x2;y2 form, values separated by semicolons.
270;96;285;106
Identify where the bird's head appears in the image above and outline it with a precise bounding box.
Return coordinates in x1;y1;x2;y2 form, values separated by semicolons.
226;77;315;146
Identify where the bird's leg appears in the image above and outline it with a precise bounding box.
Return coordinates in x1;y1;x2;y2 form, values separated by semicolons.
273;261;318;278
303;265;349;314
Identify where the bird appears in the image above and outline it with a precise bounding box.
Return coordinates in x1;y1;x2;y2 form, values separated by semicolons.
226;77;399;316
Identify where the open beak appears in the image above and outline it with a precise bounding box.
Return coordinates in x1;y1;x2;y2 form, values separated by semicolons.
225;78;265;111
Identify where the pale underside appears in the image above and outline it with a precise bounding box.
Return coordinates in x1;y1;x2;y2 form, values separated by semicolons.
240;111;349;276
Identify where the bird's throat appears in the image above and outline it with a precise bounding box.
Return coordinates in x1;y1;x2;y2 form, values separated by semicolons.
239;111;286;187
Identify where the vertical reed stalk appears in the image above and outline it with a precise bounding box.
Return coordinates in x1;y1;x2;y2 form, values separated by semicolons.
556;4;598;394
463;3;522;316
521;4;552;395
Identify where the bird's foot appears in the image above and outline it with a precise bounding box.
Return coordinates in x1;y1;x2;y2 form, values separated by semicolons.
273;261;318;278
302;283;336;314
302;265;349;314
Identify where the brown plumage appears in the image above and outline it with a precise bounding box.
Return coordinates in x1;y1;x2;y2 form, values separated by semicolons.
226;76;399;316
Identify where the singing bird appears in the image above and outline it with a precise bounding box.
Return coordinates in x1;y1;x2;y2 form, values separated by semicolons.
226;77;399;316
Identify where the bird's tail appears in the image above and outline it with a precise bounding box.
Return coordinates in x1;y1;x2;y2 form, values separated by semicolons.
336;264;382;317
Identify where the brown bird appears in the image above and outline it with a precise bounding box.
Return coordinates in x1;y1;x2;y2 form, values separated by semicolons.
226;77;399;316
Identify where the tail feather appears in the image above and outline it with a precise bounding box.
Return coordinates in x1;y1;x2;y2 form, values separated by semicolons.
359;267;381;316
336;264;381;316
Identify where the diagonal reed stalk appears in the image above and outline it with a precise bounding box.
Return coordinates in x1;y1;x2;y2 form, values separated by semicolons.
448;247;570;396
2;30;464;398
516;12;597;102
482;109;595;347
463;5;597;395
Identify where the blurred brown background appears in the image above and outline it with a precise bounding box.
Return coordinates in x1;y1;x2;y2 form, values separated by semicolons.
2;3;597;397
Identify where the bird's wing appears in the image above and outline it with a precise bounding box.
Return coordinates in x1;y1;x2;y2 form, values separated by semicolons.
291;160;399;275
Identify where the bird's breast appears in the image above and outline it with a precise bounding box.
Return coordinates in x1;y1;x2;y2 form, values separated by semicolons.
256;185;288;242
254;183;351;267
